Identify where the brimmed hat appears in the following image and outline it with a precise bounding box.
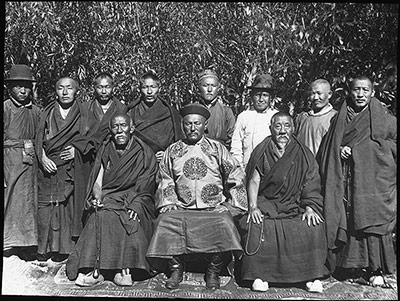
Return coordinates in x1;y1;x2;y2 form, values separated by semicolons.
4;64;36;82
180;103;210;120
247;74;274;91
198;69;219;82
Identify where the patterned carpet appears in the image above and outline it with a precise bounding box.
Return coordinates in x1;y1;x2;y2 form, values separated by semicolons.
1;255;397;299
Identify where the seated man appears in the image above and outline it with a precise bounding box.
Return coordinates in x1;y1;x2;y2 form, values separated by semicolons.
239;112;328;293
66;113;157;287
146;103;247;290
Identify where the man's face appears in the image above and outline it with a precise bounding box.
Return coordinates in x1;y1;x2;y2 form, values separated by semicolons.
309;83;332;112
56;78;78;105
94;77;113;103
182;114;207;144
141;78;160;104
198;77;220;104
350;79;374;111
270;115;294;146
8;80;32;103
251;89;271;112
110;115;133;148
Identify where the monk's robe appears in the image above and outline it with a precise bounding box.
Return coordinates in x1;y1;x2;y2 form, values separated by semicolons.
146;136;247;273
317;97;396;274
125;97;184;153
199;97;236;150
35;100;97;255
4;97;41;249
87;97;126;151
239;136;328;283
66;135;157;280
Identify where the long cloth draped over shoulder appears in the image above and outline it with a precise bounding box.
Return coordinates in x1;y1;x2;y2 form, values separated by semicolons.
66;135;157;280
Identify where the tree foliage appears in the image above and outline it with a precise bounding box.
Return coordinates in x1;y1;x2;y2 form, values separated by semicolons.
4;2;398;115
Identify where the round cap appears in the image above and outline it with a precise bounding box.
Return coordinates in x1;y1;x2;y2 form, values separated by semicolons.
180;103;210;120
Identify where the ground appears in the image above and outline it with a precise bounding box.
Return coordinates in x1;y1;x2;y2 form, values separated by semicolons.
1;255;397;300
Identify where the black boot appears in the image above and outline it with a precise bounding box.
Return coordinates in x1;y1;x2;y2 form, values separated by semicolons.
205;253;224;289
165;256;183;289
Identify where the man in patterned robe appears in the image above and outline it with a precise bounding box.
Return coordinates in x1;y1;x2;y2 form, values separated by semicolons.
146;103;247;290
4;64;41;260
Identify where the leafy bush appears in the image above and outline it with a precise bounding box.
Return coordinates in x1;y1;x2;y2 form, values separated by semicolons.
4;2;397;115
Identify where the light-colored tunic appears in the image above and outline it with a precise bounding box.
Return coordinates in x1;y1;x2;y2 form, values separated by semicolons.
231;108;279;169
295;103;337;156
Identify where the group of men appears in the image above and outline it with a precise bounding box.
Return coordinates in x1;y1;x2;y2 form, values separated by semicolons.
4;64;396;292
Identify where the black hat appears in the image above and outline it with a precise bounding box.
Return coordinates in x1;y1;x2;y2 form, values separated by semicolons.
247;74;274;91
180;103;210;120
5;64;36;82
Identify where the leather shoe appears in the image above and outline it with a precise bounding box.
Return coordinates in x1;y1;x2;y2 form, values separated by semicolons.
165;257;183;289
205;271;220;289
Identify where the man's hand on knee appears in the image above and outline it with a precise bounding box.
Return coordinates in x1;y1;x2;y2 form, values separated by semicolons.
302;206;324;227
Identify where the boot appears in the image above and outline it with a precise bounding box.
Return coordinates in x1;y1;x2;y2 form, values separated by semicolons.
205;252;224;289
165;256;183;289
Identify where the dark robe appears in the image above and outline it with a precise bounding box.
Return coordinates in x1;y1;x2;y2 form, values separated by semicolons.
87;97;126;151
66;135;157;280
4;98;41;249
125;97;184;153
239;136;328;283
317;97;396;274
35;100;97;255
199;98;236;150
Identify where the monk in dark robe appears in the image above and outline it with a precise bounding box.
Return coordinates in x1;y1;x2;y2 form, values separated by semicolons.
4;64;41;260
239;112;327;293
35;77;97;262
317;76;396;287
125;71;184;162
66;113;157;287
87;72;126;150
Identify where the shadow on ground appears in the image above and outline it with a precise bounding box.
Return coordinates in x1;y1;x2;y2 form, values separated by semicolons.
1;255;397;300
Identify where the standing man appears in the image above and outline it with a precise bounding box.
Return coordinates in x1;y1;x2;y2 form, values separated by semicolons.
146;103;247;290
66;113;157;287
88;72;126;149
196;69;236;150
4;64;41;260
239;112;328;293
125;71;184;162
295;79;337;156
318;76;396;286
35;77;97;262
231;74;279;169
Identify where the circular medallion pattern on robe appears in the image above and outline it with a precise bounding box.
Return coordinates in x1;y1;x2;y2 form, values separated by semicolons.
177;184;192;203
183;157;208;180
201;183;222;206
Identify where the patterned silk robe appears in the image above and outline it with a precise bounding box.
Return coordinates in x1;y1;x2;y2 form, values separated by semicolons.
156;136;247;212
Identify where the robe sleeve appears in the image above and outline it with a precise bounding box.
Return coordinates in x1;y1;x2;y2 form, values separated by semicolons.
230;113;245;168
155;145;180;209
299;154;324;217
218;143;248;213
224;106;236;150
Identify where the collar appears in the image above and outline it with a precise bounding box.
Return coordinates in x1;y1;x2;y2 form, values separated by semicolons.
308;103;333;116
9;95;32;108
